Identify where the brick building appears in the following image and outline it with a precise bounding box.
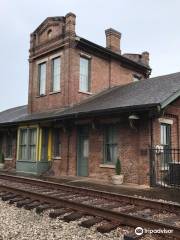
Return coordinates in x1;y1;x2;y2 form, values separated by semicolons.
0;12;179;186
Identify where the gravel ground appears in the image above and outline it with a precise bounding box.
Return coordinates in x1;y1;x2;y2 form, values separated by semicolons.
0;201;130;240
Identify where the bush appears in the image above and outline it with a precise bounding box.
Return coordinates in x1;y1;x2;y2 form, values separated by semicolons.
115;158;121;175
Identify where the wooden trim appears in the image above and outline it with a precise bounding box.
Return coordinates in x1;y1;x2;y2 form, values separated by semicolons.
36;58;48;65
38;128;42;161
49;52;63;59
80;52;92;59
99;164;115;169
48;129;52;161
17;125;39;161
159;118;173;125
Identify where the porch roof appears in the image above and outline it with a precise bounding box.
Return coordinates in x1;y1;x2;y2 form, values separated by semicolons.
0;72;180;125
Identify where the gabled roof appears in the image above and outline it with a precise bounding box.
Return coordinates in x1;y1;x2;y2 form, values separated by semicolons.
32;16;65;35
0;72;180;125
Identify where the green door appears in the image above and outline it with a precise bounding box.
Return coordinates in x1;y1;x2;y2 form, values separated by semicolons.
77;127;89;177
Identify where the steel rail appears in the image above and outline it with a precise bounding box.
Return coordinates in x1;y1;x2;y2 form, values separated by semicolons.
0;184;179;239
0;173;179;213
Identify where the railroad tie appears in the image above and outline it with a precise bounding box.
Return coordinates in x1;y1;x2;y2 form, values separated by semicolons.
101;203;121;209
80;217;103;228
16;199;35;208
160;215;180;225
24;201;41;210
0;192;13;199
0;191;6;197
2;193;18;201
49;208;70;218
96;221;120;233
9;197;27;205
133;208;152;218
36;204;52;214
63;211;85;222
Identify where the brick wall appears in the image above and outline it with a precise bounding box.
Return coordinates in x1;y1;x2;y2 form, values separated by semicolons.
28;13;148;114
50;118;151;185
50;98;180;186
152;98;180;149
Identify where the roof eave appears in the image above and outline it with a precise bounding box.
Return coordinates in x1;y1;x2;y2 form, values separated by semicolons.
0;103;159;127
76;37;151;76
160;89;180;109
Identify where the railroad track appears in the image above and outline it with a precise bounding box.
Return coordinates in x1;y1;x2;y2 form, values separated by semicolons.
0;173;179;240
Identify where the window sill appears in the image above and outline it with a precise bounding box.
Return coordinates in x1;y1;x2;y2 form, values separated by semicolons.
17;160;36;163
79;90;92;95
36;94;47;98
99;164;115;169
4;158;13;161
49;91;61;95
52;156;61;160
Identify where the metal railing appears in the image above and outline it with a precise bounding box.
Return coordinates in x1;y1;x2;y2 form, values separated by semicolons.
150;148;180;188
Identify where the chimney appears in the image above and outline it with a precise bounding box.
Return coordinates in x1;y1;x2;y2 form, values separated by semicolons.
65;12;76;37
141;51;150;66
105;28;121;54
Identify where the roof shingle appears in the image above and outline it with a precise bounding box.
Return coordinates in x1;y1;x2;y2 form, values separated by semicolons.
0;72;180;125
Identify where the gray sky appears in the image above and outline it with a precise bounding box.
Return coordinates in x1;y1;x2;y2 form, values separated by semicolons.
0;0;180;111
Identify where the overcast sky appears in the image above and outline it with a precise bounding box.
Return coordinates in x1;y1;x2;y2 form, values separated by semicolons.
0;0;180;111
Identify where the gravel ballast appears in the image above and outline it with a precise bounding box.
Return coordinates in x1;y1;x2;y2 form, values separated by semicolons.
0;201;128;240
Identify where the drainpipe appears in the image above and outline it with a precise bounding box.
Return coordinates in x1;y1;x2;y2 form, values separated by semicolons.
149;117;155;187
150;118;153;148
175;115;180;149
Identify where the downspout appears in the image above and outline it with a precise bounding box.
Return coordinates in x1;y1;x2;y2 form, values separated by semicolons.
149;117;154;187
108;57;111;88
176;115;180;149
150;118;153;148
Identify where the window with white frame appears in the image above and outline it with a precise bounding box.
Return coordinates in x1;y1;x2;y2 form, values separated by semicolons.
38;62;46;95
104;125;118;164
41;128;49;161
19;128;37;161
52;57;61;92
160;123;171;168
79;57;90;92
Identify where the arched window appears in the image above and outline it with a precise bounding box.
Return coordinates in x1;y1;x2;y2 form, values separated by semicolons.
47;29;52;39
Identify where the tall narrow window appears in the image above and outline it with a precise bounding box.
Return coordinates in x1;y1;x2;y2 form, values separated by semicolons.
80;57;90;92
19;129;28;160
104;125;118;164
6;133;13;158
160;123;171;168
19;128;37;161
38;62;46;95
52;129;61;158
41;128;49;161
52;57;61;92
29;129;37;161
